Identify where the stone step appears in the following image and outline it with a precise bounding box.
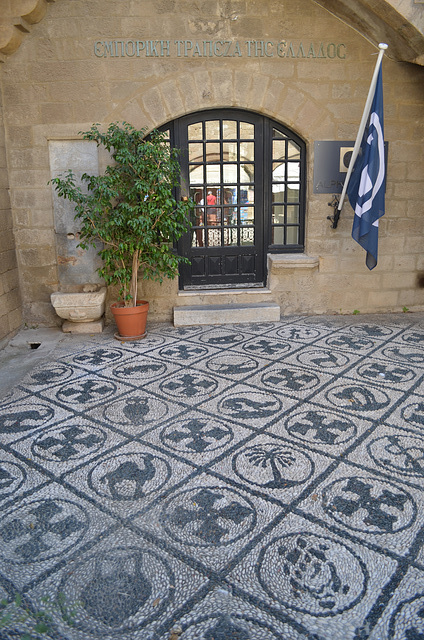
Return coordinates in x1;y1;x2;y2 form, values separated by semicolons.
173;302;281;327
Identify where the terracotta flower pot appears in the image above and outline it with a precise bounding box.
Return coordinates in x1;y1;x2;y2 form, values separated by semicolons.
111;300;149;340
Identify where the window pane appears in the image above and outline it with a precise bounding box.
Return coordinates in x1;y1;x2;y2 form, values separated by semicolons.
272;226;285;244
286;227;299;244
223;164;238;183
207;207;220;226
189;165;204;184
190;187;204;205
273;128;287;139
223;228;238;245
192;208;205;227
272;184;285;202
242;186;254;205
273;162;285;181
188;122;202;140
223;141;238;161
287;186;300;202
205;142;220;160
223;120;237;139
223;186;237;205
272;204;285;224
288;141;301;160
241;228;255;245
223;207;237;226
205;120;220;139
206;165;220;183
287;205;299;224
287;161;300;181
240;122;254;139
241;163;254;183
240;141;254;161
273;139;285;159
189;142;203;162
240;206;254;225
192;228;205;247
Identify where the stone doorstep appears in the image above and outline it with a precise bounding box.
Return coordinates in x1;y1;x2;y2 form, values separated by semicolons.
173;302;281;327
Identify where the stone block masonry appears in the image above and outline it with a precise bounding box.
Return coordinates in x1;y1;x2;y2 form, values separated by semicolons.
0;85;22;345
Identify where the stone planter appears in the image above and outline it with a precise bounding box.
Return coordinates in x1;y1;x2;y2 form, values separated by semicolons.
51;287;107;333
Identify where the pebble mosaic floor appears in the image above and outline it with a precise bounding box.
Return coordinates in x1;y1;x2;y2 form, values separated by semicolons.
1;314;424;639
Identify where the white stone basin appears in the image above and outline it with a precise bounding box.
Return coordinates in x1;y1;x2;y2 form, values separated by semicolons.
51;287;107;323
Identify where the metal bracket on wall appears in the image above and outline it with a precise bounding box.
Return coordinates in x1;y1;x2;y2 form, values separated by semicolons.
327;195;341;229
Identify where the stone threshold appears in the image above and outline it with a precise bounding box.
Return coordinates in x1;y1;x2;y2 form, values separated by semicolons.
177;287;273;298
173;302;280;327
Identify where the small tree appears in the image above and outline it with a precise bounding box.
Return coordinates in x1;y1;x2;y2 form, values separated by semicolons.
50;122;192;307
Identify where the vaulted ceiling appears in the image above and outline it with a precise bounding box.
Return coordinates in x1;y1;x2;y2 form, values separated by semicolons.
1;0;423;65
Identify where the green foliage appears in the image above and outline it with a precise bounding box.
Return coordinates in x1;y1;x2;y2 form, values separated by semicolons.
0;592;77;639
352;309;360;315
402;306;410;313
49;122;193;307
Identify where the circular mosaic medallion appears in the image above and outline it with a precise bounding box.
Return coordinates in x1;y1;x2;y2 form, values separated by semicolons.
325;383;390;412
258;533;367;616
218;391;282;421
0;461;26;500
357;362;415;385
32;423;106;462
26;364;74;387
242;322;276;332
89;452;171;501
113;357;166;381
368;434;424;478
103;394;168;427
72;348;123;367
206;354;259;378
161;417;233;454
296;348;350;370
275;325;321;341
401;401;424;429
324;335;374;352
58;546;174;633
0;402;54;435
160;372;218;399
198;330;245;346
382;346;424;365
0;498;89;564
349;324;394;338
56;380;116;406
161;486;256;546
233;443;314;489
242;338;292;357
261;366;320;394
180;613;290;639
401;331;424;345
285;409;356;446
159;343;208;360
322;476;416;534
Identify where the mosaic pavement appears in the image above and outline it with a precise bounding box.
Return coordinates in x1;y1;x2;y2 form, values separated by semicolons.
1;314;424;639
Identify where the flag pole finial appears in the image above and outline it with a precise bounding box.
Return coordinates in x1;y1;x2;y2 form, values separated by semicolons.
378;43;388;50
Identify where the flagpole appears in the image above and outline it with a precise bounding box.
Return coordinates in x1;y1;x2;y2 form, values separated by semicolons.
332;43;388;227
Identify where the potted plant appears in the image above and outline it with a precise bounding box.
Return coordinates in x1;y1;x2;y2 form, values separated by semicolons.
50;122;193;339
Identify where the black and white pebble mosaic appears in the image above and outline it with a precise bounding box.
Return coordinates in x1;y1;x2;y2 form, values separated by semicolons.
0;314;424;639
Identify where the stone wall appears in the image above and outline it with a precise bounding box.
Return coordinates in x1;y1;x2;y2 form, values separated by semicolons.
0;0;423;325
0;82;22;344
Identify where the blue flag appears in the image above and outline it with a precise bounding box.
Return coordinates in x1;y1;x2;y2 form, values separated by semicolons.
348;66;385;270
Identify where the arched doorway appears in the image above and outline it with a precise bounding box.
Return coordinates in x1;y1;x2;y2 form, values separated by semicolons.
162;109;306;290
